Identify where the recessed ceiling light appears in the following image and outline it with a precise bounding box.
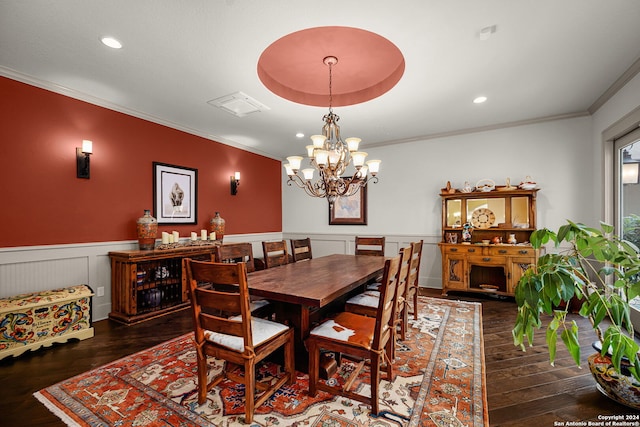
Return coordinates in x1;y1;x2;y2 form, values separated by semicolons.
101;37;122;49
296;133;304;138
473;96;487;104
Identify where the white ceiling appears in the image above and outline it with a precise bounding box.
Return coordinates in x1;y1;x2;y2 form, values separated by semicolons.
2;0;640;160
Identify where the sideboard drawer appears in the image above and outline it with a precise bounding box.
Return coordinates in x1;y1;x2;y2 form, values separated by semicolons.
443;244;482;255
468;255;507;266
488;246;534;257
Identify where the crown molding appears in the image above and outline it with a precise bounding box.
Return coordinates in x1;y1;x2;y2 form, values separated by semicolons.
365;111;591;149
588;56;640;115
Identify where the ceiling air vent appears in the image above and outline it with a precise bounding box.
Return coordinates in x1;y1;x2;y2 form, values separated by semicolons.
207;91;270;117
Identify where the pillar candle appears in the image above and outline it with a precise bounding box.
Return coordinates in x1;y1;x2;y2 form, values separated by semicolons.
190;232;197;241
161;232;169;244
168;234;174;244
172;231;179;242
201;229;207;240
210;231;216;241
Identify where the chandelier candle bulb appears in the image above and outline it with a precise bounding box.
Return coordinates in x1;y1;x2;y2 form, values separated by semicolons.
328;150;341;166
352;152;368;168
315;150;329;166
302;168;315;180
286;156;303;171
366;159;381;174
345;137;361;152
310;135;326;148
306;145;315;157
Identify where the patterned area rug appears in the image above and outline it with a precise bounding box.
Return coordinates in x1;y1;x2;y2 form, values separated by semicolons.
35;297;487;426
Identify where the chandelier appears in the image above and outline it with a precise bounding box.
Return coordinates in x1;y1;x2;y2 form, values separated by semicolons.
283;56;381;206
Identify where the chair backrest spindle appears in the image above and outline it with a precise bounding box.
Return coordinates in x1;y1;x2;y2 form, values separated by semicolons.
262;240;290;269
290;238;313;262
215;243;256;273
355;236;385;257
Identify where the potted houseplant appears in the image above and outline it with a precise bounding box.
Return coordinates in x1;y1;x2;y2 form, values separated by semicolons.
512;220;640;408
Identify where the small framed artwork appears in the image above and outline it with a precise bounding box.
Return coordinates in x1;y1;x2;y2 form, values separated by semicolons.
153;162;198;224
329;182;367;225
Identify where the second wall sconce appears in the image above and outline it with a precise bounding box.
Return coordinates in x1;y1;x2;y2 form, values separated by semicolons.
230;171;241;195
76;140;93;179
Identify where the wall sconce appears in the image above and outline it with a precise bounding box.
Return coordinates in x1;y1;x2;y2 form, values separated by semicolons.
230;171;240;195
76;140;93;179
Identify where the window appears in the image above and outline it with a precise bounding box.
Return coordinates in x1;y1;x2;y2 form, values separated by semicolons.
614;127;640;329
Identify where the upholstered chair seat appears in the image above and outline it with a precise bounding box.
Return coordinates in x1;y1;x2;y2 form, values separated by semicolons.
205;316;289;353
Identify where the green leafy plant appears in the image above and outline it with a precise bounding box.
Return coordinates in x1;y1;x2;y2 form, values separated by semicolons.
512;220;640;381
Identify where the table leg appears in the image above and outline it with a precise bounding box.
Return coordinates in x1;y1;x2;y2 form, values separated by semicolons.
275;303;310;371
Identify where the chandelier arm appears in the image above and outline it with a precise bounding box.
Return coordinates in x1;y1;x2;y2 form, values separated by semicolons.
287;175;310;190
303;182;323;198
337;177;360;197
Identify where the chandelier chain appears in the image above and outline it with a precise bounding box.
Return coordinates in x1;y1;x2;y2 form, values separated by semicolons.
328;60;333;112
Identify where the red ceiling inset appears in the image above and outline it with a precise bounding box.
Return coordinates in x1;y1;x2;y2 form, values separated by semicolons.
258;26;405;107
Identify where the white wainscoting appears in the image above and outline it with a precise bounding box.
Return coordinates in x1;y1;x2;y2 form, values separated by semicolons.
0;232;443;322
0;232;283;322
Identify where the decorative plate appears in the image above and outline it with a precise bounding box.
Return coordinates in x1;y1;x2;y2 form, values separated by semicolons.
471;208;495;229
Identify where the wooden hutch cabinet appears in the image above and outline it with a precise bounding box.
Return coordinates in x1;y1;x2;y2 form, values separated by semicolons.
109;245;218;324
438;187;539;297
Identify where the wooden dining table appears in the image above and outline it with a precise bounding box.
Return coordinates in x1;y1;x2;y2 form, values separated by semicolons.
247;254;385;370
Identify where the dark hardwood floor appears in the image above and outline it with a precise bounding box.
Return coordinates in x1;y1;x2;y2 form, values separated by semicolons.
0;290;633;426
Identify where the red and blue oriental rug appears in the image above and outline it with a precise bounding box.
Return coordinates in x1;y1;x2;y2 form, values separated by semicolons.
35;296;488;426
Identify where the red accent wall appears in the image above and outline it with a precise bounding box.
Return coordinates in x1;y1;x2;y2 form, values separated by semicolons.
0;77;282;248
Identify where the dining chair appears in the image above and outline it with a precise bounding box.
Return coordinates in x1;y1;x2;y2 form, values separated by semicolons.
345;245;413;359
355;236;385;257
306;254;401;416
406;240;423;320
214;242;256;272
214;242;273;318
183;259;295;424
290;237;312;262
262;240;290;269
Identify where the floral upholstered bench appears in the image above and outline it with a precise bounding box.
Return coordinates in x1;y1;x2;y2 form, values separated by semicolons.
0;285;94;359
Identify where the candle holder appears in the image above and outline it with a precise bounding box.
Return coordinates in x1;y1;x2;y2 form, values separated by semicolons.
154;242;184;250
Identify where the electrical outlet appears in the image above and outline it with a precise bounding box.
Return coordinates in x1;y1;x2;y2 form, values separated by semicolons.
97;286;105;297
